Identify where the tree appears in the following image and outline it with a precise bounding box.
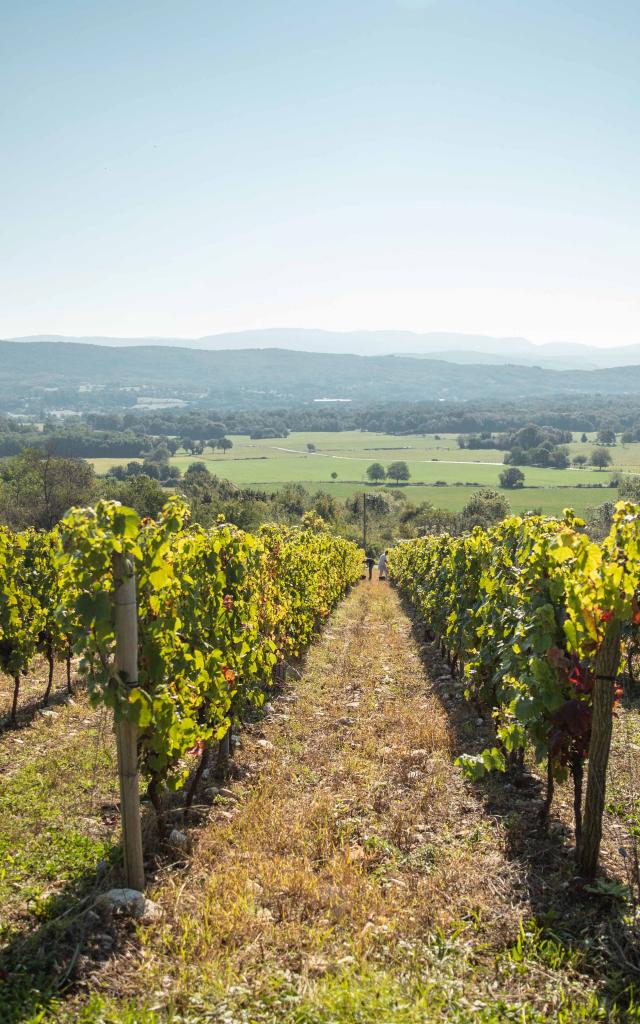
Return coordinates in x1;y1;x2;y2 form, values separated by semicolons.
0;448;97;530
216;437;233;455
306;443;316;453
185;462;211;478
330;471;338;481
548;446;570;469
461;489;510;530
143;442;171;480
206;421;227;440
276;483;308;517
591;448;613;470
499;466;525;489
573;454;588;467
618;475;640;502
366;462;386;483
596;429;616;446
311;490;338;522
144;443;171;464
581;433;588;443
387;461;410;485
180;437;204;455
101;474;170;518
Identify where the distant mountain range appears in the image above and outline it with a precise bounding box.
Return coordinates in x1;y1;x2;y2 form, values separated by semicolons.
3;339;640;409
8;330;640;371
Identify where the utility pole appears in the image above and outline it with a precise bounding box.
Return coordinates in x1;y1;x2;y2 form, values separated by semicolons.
362;491;367;552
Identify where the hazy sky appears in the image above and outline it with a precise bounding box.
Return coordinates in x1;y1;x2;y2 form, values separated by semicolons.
2;0;639;346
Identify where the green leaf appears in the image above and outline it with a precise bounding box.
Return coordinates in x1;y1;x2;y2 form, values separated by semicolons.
112;507;140;539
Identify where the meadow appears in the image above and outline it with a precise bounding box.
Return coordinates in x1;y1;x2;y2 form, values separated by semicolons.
90;430;634;515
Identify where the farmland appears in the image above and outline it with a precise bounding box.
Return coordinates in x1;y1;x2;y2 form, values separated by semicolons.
89;431;633;515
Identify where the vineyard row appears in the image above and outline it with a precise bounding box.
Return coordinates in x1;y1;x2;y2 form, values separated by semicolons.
0;501;363;844
389;502;640;880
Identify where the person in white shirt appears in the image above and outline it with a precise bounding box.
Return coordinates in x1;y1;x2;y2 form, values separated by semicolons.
378;551;388;580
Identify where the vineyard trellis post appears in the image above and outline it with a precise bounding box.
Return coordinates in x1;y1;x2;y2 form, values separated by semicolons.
113;552;145;891
577;621;621;880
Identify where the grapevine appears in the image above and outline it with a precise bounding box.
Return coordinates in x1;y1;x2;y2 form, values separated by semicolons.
389;502;640;877
0;500;361;832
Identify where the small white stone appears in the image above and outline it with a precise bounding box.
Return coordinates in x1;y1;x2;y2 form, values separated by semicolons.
95;888;145;918
169;829;189;850
139;898;163;923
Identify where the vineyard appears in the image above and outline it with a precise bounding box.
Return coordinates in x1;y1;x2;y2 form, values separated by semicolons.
1;496;361;803
389;502;640;880
3;501;640;1021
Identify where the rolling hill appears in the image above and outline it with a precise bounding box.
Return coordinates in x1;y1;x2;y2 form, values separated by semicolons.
2;340;640;409
8;330;640;370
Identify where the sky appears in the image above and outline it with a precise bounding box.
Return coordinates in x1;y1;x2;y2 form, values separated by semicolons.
1;0;639;347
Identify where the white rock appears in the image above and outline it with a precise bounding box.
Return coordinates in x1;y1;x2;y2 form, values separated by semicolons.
169;829;189;850
95;887;144;917
95;888;164;924
139;898;164;923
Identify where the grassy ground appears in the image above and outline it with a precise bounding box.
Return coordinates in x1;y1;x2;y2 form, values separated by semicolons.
89;431;631;515
0;694;119;942
13;581;636;1023
0;682;123;1023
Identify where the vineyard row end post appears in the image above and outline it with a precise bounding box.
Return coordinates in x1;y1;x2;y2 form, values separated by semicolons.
578;621;621;880
112;552;145;891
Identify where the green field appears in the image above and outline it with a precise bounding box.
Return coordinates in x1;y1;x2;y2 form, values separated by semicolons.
90;431;631;516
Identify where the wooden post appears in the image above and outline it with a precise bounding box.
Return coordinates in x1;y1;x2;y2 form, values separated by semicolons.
216;726;231;780
578;622;621;880
113;553;145;891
